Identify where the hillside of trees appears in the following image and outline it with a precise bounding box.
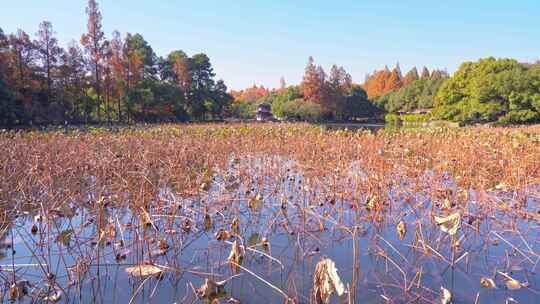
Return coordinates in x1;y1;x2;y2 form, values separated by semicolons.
0;0;232;127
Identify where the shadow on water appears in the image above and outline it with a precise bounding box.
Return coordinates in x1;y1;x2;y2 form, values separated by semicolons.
1;154;539;303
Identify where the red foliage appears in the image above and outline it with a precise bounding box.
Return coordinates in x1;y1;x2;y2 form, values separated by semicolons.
362;64;404;98
230;85;270;103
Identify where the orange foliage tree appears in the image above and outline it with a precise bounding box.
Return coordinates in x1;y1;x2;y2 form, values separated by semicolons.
301;56;326;104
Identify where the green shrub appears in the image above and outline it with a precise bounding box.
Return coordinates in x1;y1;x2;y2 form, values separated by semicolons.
282;99;325;122
433;57;540;124
385;114;402;125
400;113;430;123
231;102;258;119
497;110;540;125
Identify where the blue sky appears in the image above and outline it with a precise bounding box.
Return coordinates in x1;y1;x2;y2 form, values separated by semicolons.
2;0;540;90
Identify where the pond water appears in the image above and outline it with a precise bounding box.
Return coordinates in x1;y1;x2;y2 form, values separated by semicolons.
1;155;539;303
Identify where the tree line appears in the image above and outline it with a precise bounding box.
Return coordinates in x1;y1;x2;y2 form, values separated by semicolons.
0;0;232;127
231;55;540;125
370;58;540;124
3;1;539;126
434;58;540;124
231;57;380;122
363;64;448;99
374;70;448;114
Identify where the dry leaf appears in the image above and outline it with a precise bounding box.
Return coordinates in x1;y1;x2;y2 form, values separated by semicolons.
506;297;518;304
106;219;116;239
8;281;29;301
248;194;262;210
440;286;452;304
151;248;168;256
434;212;461;235
480;277;496;289
43;288;62;302
443;198;452;210
228;240;244;274
215;229;231;241
31;224;38;235
248;233;259;248
312;258;346;304
140;207;154;229
231;217;240;234
366;195;378;211
204;212;213;231
56;229;74;246
505;278;521;290
396;221;407;240
125;264;163;277
495;182;508;191
261;237;270;252
196;278;227;301
158;239;169;250
182;219;192;233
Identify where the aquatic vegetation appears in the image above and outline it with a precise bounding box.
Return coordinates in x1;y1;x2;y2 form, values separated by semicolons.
311;258;346;304
0;123;539;303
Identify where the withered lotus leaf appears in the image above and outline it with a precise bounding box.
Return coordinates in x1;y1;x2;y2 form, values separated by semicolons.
312;258;346;304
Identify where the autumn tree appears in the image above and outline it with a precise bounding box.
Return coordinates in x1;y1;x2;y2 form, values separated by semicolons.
0;28;9;81
124;42;143;90
109;30;125;121
395;62;403;79
363;67;392;98
384;65;402;92
35;21;62;109
402;67;419;85
0;2;233;126
431;69;448;81
173;53;192;94
231;85;269;103
59;42;86;121
103;40;114;122
81;0;106;122
328;64;352;117
9;30;35;91
8;30;37;122
302;56;326;104
159;50;185;83
124;33;156;79
421;66;430;78
0;27;20;125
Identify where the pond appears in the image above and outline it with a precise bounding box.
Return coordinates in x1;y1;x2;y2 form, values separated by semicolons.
1;154;539;303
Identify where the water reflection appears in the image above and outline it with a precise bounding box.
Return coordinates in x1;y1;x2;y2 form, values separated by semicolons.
0;154;539;303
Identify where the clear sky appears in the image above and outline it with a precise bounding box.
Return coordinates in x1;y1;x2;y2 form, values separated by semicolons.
2;0;539;90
